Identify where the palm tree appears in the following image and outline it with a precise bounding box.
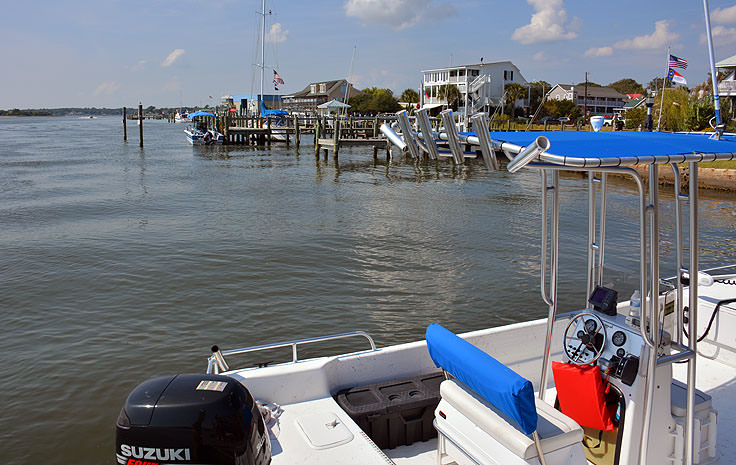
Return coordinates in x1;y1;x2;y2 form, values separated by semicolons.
437;84;462;111
400;88;420;104
504;82;527;117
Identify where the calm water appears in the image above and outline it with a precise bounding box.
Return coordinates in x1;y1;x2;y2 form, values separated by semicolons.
1;116;735;465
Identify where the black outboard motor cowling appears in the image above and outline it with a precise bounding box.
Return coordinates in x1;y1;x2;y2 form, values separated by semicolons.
115;374;270;465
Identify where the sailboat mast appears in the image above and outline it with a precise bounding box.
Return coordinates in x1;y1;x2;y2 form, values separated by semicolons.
260;0;266;115
702;0;722;130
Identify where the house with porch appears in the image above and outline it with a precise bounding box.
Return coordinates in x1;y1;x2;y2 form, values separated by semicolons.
421;61;528;116
716;54;736;113
546;84;626;117
282;80;362;113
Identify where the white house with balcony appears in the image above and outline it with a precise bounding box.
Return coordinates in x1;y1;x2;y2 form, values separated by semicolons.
716;54;736;100
421;61;528;116
546;84;626;117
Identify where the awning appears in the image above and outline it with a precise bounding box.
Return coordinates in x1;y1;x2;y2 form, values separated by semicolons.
317;99;351;109
188;111;216;118
467;131;736;168
421;103;443;110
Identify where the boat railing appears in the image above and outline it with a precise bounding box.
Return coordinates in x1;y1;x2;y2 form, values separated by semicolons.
206;331;377;374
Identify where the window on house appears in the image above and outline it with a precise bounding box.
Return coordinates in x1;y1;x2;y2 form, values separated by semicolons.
459;69;465;77
319;83;326;93
450;70;457;77
310;85;316;94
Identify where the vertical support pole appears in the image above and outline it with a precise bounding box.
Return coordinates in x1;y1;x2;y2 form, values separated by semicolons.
122;107;127;141
671;164;684;345
333;118;340;158
586;172;597;300
267;117;272;145
224;114;229;145
138;102;143;148
538;169;559;399
294;115;301;147
685;162;699;465
314;118;321;156
373;116;379;138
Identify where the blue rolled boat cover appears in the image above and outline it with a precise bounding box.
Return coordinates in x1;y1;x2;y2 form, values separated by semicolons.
425;323;538;435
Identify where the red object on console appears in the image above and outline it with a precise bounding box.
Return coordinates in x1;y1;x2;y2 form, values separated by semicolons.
552;362;613;431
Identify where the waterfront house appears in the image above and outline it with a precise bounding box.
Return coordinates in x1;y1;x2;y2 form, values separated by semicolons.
421;61;528;116
716;54;736;104
282;80;362;113
547;84;626;117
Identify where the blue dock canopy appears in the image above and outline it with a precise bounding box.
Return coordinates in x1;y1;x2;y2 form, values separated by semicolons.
425;323;538;435
465;131;736;167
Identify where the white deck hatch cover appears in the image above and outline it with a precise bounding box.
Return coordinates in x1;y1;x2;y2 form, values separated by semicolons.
296;412;354;449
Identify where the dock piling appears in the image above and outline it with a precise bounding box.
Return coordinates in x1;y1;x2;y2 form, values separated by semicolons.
138;102;143;148
122;107;127;141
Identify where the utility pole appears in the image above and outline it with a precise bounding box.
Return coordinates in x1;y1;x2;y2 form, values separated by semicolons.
584;72;588;121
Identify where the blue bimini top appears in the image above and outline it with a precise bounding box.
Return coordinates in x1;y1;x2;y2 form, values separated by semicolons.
188;111;216;118
464;131;736;168
425;323;538;435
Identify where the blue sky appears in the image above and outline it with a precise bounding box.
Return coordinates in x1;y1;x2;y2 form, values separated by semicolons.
1;0;735;108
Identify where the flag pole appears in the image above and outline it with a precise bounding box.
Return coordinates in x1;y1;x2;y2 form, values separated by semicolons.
656;45;669;131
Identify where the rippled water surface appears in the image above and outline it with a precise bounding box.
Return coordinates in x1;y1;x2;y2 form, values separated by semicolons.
1;116;735;465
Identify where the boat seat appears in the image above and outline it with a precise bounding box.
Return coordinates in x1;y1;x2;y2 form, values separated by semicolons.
436;379;583;461
425;323;585;465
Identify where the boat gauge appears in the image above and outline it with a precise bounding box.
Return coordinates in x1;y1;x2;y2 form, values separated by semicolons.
612;331;627;346
585;319;598;333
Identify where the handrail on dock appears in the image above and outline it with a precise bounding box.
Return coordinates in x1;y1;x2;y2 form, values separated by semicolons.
206;330;377;374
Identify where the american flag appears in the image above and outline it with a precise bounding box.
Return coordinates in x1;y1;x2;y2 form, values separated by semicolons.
273;70;285;85
669;54;688;69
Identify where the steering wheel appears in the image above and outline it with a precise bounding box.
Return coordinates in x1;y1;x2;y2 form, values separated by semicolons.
563;312;607;365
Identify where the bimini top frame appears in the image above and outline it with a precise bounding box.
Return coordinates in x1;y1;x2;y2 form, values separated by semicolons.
485;129;736;465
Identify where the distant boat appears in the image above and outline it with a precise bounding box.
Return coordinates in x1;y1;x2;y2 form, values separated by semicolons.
184;111;224;145
174;111;190;123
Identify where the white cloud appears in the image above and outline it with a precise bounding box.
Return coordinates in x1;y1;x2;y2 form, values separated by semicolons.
532;51;545;61
93;81;120;96
584;46;613;57
267;23;288;43
712;5;736;25
701;25;736;45
161;49;185;67
511;0;579;45
614;20;678;50
131;60;147;71
344;0;455;30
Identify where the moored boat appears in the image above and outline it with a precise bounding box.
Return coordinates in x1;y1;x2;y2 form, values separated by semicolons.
184;111;224;145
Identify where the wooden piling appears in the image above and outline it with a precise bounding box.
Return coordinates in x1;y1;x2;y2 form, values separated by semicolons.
314;119;321;156
333;118;340;158
294;115;300;147
122;107;127;141
138;103;143;148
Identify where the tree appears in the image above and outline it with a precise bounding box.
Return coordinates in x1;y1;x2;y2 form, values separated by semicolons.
400;88;419;103
543;99;581;119
347;88;400;114
576;81;602;87
437;84;462;110
504;82;527;117
648;77;675;91
624;107;646;129
608;78;645;95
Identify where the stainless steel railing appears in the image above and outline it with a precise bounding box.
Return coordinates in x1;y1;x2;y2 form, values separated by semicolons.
206;331;377;374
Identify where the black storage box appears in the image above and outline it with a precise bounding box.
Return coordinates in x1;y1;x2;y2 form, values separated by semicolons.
335;373;444;449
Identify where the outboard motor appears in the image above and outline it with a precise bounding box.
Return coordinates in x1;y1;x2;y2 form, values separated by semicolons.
115;374;271;465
